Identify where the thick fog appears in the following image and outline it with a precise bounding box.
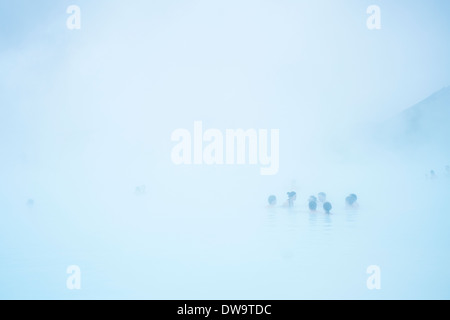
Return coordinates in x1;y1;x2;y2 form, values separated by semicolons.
1;0;450;299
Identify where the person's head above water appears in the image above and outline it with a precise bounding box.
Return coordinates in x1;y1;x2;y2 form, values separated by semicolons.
323;202;332;214
283;192;297;207
268;195;277;206
318;192;326;203
345;196;355;206
309;195;317;203
346;194;359;208
346;194;358;205
309;201;317;211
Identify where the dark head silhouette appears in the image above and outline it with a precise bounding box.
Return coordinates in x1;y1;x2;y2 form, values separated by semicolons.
346;194;359;209
268;195;277;206
346;196;354;206
318;192;326;203
323;202;332;214
309;201;317;211
284;191;297;207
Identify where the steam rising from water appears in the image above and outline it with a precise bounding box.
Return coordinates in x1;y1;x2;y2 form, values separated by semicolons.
1;0;450;299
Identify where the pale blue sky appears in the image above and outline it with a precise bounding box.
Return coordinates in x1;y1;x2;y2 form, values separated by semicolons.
2;0;450;177
1;1;449;157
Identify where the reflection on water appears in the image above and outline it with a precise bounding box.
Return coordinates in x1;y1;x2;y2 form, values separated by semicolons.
265;206;361;259
1;178;450;299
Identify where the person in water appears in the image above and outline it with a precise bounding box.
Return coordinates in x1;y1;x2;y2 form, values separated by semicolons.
284;192;297;207
26;199;34;207
345;194;359;209
308;195;317;203
429;170;437;180
323;202;332;214
318;192;327;205
267;195;277;208
309;201;317;212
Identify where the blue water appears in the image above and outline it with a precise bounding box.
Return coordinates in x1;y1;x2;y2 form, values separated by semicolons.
1;164;449;299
